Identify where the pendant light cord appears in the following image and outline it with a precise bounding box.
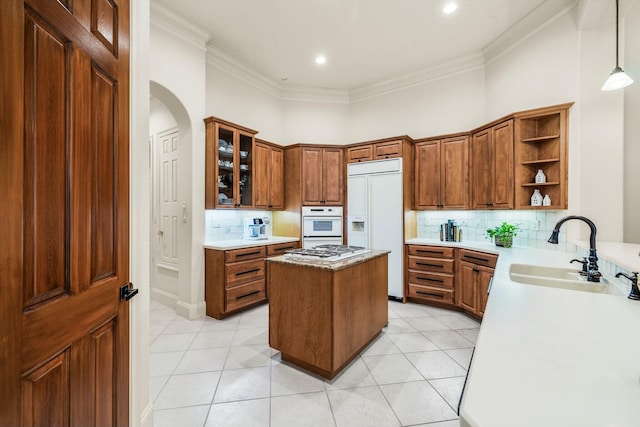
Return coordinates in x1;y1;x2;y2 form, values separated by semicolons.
616;0;620;68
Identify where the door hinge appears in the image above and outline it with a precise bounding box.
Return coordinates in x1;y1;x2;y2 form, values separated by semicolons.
120;283;139;301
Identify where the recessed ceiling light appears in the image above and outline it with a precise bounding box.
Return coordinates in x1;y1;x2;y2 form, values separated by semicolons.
315;55;326;65
443;2;458;14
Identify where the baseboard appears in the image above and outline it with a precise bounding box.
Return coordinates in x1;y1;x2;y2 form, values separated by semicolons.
139;402;154;427
150;287;177;309
176;300;206;320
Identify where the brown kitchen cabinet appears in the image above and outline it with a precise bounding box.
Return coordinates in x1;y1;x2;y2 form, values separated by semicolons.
405;245;456;306
301;146;343;205
514;103;572;210
470;119;514;209
204;116;258;209
205;241;300;319
345;138;404;163
456;249;498;317
254;139;284;210
414;134;469;210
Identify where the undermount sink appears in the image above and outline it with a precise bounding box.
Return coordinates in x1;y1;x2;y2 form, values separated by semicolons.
509;263;624;296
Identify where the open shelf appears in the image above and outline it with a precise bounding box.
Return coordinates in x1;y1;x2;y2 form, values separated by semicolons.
520;158;560;165
514;104;572;209
521;182;560;187
521;135;560;143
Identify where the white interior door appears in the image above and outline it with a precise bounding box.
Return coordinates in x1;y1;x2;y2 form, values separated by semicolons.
156;128;181;270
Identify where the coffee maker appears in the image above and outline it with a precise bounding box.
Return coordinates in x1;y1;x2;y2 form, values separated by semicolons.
243;217;267;240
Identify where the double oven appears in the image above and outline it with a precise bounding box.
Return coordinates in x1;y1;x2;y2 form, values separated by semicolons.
301;206;343;249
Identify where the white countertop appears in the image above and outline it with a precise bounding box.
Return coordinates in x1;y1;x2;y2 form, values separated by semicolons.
406;239;640;427
204;236;299;250
576;240;640;272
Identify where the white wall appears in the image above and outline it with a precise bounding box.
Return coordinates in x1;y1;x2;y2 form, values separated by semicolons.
348;68;486;142
150;15;208;319
282;99;349;145
205;65;283;142
624;1;640;243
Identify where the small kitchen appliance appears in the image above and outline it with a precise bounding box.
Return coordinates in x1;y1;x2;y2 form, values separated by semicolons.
243;217;268;240
301;206;343;249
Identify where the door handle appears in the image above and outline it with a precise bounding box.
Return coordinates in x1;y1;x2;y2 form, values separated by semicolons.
120;283;139;301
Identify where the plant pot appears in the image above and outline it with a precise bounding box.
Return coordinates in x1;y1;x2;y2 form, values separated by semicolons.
495;236;513;248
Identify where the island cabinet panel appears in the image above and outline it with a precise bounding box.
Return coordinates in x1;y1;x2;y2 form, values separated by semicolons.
268;252;388;379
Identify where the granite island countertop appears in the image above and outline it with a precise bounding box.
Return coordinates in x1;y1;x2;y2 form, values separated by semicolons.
266;249;390;272
406;238;640;427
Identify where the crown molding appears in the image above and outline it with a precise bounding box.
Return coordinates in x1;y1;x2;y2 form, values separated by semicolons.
349;53;485;103
281;85;350;104
150;3;211;52
206;45;282;98
483;0;578;63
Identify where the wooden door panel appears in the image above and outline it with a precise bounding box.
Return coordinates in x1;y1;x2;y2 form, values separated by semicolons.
269;147;284;209
441;136;469;209
322;148;343;205
253;143;269;208
471;129;492;209
415;141;441;209
23;11;69;308
2;0;131;425
21;350;70;427
492;120;514;208
302;147;323;204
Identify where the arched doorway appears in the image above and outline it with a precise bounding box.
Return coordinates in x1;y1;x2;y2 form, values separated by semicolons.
149;82;194;317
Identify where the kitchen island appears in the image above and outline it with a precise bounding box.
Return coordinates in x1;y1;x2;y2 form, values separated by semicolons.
267;249;389;379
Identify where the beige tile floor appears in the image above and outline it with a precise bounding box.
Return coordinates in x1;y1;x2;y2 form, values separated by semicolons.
150;299;480;427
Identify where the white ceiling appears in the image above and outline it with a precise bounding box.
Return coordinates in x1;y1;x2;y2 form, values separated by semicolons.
151;0;619;91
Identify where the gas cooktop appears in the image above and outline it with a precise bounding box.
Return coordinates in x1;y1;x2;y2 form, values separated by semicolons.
285;245;368;261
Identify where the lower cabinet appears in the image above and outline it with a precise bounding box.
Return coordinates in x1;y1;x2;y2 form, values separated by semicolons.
406;245;456;307
405;244;498;319
205;241;299;319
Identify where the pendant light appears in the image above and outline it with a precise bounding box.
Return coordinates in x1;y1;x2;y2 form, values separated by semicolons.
602;0;633;91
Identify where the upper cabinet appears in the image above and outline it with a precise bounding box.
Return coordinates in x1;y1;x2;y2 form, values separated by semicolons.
254;139;284;210
205;117;257;209
346;138;404;163
470;120;514;209
301;146;344;205
514;103;572;210
415;134;469;210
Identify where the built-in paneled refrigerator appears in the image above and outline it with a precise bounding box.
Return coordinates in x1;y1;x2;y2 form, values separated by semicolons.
347;158;404;299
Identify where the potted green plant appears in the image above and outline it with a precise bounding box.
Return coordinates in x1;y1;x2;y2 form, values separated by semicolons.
486;222;519;248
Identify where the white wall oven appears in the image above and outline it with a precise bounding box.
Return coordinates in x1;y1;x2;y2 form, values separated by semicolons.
301;206;343;249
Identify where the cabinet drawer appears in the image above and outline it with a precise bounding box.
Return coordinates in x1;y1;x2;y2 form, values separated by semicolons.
267;241;300;257
225;246;266;263
374;141;402;159
458;249;498;268
347;145;373;163
407;245;454;259
226;259;265;286
408;256;454;273
408;284;454;304
226;279;266;312
408;271;454;289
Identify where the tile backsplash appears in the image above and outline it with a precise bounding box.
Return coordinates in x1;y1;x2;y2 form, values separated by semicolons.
205;210;273;241
417;210;575;252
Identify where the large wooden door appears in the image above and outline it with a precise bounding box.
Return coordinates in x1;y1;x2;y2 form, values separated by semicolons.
414;140;441;209
1;0;131;426
441;136;469;210
491;120;514;209
470;128;493;209
322;148;343;205
301;147;323;205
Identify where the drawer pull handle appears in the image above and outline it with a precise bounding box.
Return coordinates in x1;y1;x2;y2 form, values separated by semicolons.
236;268;261;276
237;251;261;258
416;290;444;299
417;262;443;268
236;290;260;300
416;250;443;255
416;276;444;283
464;255;490;263
276;246;295;252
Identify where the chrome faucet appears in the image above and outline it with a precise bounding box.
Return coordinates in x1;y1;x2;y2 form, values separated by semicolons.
547;216;601;282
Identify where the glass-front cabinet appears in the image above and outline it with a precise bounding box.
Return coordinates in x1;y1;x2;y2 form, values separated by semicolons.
205;117;257;209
